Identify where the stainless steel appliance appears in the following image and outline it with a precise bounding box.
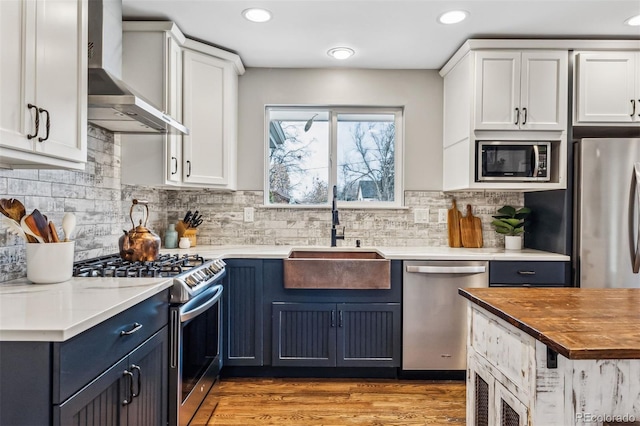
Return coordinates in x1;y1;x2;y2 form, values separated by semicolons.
87;0;188;134
402;261;488;370
575;138;640;288
477;140;550;182
73;253;226;426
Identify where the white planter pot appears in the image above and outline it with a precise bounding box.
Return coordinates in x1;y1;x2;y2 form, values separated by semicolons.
504;235;522;250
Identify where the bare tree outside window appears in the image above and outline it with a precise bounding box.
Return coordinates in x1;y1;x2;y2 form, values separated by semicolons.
268;119;328;204
338;119;395;202
266;108;401;207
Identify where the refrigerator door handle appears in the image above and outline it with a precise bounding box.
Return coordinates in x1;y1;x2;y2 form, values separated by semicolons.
633;162;640;273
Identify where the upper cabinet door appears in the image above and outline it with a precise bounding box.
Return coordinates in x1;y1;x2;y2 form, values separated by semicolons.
166;35;183;183
474;51;521;130
474;50;567;131
519;51;567;131
0;0;37;152
32;0;87;162
575;52;638;124
182;48;236;187
0;0;86;168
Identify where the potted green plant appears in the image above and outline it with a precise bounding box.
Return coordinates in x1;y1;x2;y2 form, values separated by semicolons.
491;205;531;250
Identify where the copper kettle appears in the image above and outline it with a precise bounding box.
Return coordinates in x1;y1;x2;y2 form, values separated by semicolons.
119;199;160;262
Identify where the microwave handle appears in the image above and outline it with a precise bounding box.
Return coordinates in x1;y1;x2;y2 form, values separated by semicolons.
532;145;540;177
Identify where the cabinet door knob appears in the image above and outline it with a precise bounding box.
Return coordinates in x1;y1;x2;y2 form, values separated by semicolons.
37;108;50;142
330;310;335;328
522;107;527;125
186;160;192;178
631;99;636;118
27;104;39;140
514;107;520;125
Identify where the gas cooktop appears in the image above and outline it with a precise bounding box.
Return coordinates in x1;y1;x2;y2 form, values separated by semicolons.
73;253;226;303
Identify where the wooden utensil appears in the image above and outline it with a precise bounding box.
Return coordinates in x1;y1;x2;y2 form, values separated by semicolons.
447;199;462;248
31;209;51;243
21;215;44;243
62;212;76;242
48;221;60;242
460;204;483;248
0;198;26;223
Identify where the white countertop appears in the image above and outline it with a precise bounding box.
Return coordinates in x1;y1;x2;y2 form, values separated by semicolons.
0;245;567;342
0;277;172;342
163;245;570;262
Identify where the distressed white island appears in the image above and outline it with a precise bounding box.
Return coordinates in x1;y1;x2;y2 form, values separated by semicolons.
458;288;640;426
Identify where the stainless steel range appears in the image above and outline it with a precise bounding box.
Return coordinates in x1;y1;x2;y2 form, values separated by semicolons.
73;253;226;426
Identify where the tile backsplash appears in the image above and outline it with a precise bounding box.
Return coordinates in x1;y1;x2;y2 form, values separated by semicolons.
0;125;522;282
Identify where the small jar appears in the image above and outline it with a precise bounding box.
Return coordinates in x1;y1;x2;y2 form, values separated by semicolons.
164;224;178;249
179;237;191;249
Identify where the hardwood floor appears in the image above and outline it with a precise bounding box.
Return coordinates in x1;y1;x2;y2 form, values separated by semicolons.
191;378;466;425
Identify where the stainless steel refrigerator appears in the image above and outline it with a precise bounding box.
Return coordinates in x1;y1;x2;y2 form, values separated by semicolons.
575;138;640;288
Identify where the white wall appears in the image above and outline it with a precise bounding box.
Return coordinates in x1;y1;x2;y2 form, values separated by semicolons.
237;68;443;191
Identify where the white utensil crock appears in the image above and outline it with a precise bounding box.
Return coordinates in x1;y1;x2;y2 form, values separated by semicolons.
26;241;75;284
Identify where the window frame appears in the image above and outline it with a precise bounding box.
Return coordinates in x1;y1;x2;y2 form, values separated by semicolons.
264;105;404;208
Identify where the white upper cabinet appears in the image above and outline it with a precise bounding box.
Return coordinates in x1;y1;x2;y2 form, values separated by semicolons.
121;22;185;186
475;50;567;131
574;51;640;124
440;43;568;192
0;0;87;169
181;39;242;189
120;23;244;190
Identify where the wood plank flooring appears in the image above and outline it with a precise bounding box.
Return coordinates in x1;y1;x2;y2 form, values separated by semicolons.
191;378;466;426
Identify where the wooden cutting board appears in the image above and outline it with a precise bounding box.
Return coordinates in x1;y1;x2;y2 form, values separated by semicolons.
447;199;462;248
460;204;483;248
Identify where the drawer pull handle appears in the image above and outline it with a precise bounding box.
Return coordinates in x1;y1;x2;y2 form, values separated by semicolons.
120;322;143;336
517;270;536;275
122;369;134;405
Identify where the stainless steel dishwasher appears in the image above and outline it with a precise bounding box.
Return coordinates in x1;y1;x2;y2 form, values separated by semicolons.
403;260;488;370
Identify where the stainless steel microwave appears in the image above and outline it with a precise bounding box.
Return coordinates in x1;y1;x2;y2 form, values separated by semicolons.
477;141;551;182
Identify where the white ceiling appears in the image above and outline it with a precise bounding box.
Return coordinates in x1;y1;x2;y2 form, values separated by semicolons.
122;0;640;70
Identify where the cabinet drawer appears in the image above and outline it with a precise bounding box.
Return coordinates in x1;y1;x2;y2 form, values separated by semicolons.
53;291;169;403
489;261;569;286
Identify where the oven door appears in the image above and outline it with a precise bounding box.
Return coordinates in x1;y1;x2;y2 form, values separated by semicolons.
169;284;223;426
477;141;550;181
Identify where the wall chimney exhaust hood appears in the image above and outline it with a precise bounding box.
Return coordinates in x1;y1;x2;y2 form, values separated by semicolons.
87;0;188;134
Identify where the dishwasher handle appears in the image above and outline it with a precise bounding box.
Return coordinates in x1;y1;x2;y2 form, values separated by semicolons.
405;265;486;274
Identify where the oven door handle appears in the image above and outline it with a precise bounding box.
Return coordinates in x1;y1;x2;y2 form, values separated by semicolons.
179;284;223;323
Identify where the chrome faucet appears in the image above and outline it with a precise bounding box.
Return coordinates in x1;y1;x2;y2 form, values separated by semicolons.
331;185;345;247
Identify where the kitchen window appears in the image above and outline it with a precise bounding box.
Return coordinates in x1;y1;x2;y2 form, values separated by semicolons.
265;107;403;207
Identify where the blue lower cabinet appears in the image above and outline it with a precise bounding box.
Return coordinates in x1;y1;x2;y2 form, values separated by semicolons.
223;259;264;366
272;302;401;367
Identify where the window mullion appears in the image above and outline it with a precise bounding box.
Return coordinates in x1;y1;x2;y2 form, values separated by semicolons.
329;110;338;205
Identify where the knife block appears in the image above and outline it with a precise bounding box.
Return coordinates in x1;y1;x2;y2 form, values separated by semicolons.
176;220;197;247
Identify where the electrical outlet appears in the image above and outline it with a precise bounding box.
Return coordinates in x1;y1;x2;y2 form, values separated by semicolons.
414;208;429;224
243;207;254;222
438;209;448;223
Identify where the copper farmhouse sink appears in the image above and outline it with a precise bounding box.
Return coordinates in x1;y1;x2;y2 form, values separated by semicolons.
283;250;391;289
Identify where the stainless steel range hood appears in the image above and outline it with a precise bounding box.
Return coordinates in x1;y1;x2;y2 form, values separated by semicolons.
87;0;188;134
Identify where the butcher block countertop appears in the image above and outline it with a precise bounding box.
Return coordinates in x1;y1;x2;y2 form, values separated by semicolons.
458;287;640;360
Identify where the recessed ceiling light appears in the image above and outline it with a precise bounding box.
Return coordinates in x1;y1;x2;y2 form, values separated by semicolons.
327;47;355;60
242;8;272;23
438;10;468;25
625;14;640;26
